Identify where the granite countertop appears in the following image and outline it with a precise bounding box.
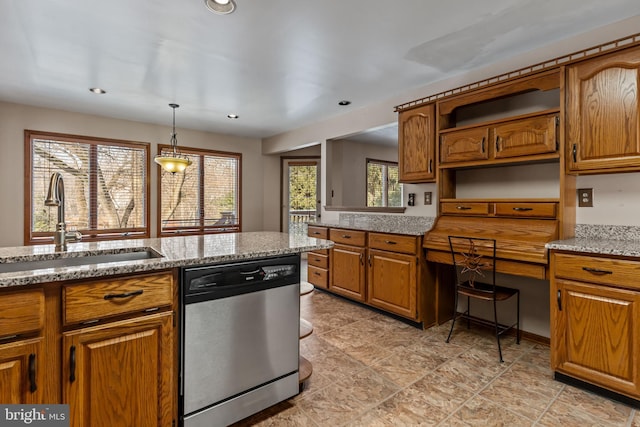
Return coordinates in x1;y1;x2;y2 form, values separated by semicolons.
0;232;333;288
546;238;640;258
310;215;435;236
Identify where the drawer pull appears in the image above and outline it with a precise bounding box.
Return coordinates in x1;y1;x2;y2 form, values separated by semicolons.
69;346;76;383
341;234;351;239
582;267;613;275
384;240;397;245
313;272;321;276
103;289;144;300
28;353;37;393
513;207;533;211
481;137;485;153
313;231;321;235
456;206;471;210
314;258;321;262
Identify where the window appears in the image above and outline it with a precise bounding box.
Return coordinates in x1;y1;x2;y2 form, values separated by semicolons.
25;130;149;244
158;145;241;235
366;158;401;207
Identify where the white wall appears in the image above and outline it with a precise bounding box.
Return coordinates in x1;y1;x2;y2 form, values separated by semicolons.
0;101;264;247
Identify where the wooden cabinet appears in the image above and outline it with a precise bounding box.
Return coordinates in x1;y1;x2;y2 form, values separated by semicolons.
398;103;436;182
0;272;176;425
567;45;640;173
439;112;558;167
0;338;43;404
551;252;640;399
367;233;420;320
61;273;175;427
0;288;45;404
63;312;174;427
331;228;367;302
307;226;330;290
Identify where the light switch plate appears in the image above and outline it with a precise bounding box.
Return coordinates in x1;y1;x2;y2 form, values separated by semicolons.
424;192;432;205
578;188;593;207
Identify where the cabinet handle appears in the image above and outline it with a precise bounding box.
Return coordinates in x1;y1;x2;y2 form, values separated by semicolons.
103;289;144;300
572;144;577;163
360;253;364;265
384;240;397;245
481;137;485;153
582;266;613;275
557;290;562;311
456;206;471;210
368;253;372;267
28;353;37;393
428;159;433;173
313;231;321;235
513;207;533;211
341;234;351;239
314;257;321;262
69;346;76;383
313;271;321;276
495;136;501;152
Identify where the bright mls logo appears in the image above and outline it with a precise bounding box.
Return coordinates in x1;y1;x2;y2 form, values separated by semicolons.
0;405;69;426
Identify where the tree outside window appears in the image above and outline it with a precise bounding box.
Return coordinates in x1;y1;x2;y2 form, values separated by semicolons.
366;159;401;207
25;131;149;244
158;145;241;235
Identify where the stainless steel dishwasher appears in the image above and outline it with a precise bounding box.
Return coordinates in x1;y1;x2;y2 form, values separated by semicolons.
179;254;300;427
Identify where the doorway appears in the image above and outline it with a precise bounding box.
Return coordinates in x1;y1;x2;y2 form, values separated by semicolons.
281;158;320;234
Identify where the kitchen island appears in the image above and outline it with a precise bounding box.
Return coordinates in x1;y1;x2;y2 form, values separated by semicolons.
0;231;333;427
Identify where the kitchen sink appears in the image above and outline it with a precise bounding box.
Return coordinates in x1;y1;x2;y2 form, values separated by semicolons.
0;248;163;273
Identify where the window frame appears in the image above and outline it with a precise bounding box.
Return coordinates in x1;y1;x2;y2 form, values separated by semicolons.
24;130;151;245
156;144;242;237
366;158;401;208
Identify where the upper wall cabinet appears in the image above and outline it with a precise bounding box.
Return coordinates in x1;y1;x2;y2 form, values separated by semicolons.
567;45;640;174
439;111;559;167
398;103;436;183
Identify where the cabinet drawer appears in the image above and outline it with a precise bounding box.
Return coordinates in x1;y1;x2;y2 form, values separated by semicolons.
441;202;490;216
0;289;44;338
307;266;328;289
554;253;640;290
308;226;328;239
63;273;173;325
369;233;419;255
495;202;557;218
308;252;329;269
330;229;366;246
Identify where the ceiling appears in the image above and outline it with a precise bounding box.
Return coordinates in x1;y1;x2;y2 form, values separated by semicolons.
1;1;639;140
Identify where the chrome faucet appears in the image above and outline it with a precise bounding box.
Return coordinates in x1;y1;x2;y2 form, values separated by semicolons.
45;172;82;251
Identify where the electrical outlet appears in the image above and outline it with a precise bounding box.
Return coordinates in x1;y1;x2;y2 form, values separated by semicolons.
424;192;432;205
578;188;593;207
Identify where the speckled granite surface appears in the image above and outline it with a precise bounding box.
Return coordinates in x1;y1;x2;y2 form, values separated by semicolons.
547;224;640;257
0;232;333;287
311;214;435;236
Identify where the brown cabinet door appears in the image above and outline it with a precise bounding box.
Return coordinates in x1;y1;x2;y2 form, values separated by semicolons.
567;46;640;172
552;279;640;398
331;244;366;301
367;249;417;319
63;312;174;427
492;114;558;159
0;338;43;404
398;103;436;182
440;127;490;164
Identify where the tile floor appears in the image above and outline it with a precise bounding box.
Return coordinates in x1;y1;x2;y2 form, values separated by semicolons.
234;272;638;426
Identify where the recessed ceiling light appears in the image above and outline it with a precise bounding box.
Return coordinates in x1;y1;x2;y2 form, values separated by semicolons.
338;100;351;106
227;114;239;119
204;0;236;14
89;87;106;94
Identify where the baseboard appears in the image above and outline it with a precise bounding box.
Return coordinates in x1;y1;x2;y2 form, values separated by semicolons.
554;372;640;408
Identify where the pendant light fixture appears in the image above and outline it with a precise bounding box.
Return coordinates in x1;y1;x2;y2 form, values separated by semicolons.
154;103;192;173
